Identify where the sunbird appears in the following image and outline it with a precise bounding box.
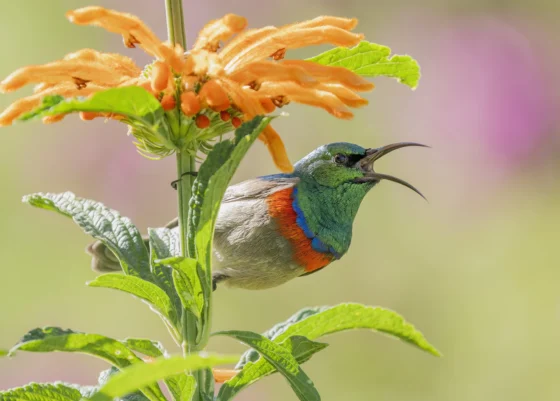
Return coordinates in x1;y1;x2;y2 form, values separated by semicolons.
88;142;426;290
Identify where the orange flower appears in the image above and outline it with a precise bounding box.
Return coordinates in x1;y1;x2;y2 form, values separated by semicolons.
0;6;374;172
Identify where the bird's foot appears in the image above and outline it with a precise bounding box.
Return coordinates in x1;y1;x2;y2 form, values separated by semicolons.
171;171;198;190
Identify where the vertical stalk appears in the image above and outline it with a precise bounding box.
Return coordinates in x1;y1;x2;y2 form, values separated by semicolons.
166;1;210;400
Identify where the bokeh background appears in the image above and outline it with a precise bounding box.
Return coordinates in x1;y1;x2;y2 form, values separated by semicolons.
1;1;559;400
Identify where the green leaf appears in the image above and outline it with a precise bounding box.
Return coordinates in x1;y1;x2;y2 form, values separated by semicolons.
19;86;163;124
187;116;272;339
0;349;8;357
237;307;324;368
148;228;182;317
218;336;327;401
163;375;196;401
0;383;82;401
97;367;149;401
307;41;421;89
123;338;166;358
100;353;194;401
157;256;204;319
214;330;320;401
88;354;239;401
10;328;166;401
88;274;179;329
219;304;439;400
18;95;64;121
268;303;440;356
23;192;152;281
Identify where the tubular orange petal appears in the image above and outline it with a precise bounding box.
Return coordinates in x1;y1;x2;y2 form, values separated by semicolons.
260;125;293;172
219;26;278;64
0;60;128;93
220;78;266;116
259;81;353;119
318;83;369;107
151;61;170;92
64;49;141;77
42;114;66;124
284;16;358;31
67;7;184;70
180;91;201;116
280;60;374;92
194;14;247;51
199;80;229;109
228;60;317;87
225;27;363;71
212;369;239;384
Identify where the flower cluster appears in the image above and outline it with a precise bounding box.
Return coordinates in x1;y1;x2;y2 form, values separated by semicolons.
0;7;374;171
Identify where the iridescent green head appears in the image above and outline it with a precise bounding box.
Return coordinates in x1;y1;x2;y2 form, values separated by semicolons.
293;142;427;199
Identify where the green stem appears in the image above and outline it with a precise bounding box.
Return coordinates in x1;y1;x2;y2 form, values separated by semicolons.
166;2;210;400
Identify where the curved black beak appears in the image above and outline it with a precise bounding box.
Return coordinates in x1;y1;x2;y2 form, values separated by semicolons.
353;142;429;200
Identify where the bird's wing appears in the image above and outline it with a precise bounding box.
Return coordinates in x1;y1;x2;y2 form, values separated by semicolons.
163;175;299;230
222;175;299;203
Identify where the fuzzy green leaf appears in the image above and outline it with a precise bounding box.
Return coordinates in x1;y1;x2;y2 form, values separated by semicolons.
88;354;239;401
23;192;152;281
157;256;203;319
19;86;163;124
307;41;421;89
237;307;324;368
188;116;272;289
214;331;320;401
268;304;440;356
10;327;166;401
88;274;179;328
18;95;65;121
0;383;83;401
123;338;166;358
217;336;327;401
119;340;194;401
219;304;439;400
148;228;182;316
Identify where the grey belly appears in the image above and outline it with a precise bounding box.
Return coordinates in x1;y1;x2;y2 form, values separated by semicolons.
212;198;305;290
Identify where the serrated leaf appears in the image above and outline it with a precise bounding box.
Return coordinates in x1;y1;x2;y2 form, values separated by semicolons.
10;327;166;401
23;192;152;281
218;336;327;401
307;41;421;89
122;338;194;401
88;354;239;401
88;274;179;329
123;338;166;358
19;86;163;124
269;303;440;356
219;304;439;400
0;383;82;401
237;307;325;368
214;330;320;401
158;256;203;319
148;228;182;317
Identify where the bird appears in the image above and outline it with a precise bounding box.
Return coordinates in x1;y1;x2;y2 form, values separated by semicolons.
87;142;426;290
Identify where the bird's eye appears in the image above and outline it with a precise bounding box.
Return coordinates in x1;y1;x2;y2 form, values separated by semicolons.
334;153;348;165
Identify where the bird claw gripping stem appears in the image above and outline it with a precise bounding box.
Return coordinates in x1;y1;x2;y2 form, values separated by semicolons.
171;171;198;190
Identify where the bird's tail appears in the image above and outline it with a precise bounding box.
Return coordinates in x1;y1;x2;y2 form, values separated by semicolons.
85;218;179;273
85;240;122;272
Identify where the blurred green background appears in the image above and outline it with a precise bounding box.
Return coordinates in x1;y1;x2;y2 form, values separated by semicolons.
1;1;559;400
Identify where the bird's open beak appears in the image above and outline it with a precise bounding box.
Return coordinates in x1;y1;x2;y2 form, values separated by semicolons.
352;142;428;200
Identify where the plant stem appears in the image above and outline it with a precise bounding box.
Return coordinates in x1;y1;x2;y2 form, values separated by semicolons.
166;2;209;401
